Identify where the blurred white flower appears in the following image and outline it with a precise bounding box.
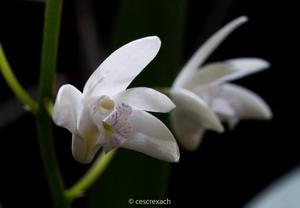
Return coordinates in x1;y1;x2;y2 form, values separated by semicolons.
53;36;179;164
170;16;272;151
246;166;300;208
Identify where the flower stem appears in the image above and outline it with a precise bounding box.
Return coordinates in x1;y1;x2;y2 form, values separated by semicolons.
36;0;69;207
65;150;117;201
0;44;37;113
36;111;70;208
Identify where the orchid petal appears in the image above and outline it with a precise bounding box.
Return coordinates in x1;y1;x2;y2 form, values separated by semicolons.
220;83;273;120
170;88;224;132
121;110;179;162
83;36;161;96
183;58;270;90
211;98;235;117
173;16;248;88
211;98;240;129
224;58;270;82
170;108;206;151
74;105;103;163
113;87;175;112
77;105;100;138
53;84;83;133
71;133;101;164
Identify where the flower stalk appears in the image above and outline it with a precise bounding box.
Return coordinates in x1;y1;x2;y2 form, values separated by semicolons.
36;0;69;207
65;150;117;201
0;44;37;113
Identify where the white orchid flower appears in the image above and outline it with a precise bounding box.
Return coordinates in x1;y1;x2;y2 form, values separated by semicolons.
170;16;273;151
53;36;179;164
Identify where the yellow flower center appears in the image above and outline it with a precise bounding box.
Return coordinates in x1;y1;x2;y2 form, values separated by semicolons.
99;97;115;110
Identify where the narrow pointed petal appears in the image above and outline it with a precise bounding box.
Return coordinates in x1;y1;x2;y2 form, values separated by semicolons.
173;16;248;88
183;58;270;90
83;36;161;96
113;87;175;112
170;88;224;132
221;83;273;120
224;58;270;82
53;84;83;133
72;133;101;164
121;110;180;162
170;109;206;151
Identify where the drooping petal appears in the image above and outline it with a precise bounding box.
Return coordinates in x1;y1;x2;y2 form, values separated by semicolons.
77;105;100;140
219;83;273;120
53;84;83;133
121;110;180;162
170;108;206;151
211;98;235;117
113;87;175;112
210;98;240;129
71;133;101;164
75;105;104;163
183;58;270;90
83;36;161;96
170;88;224;132
173;16;248;88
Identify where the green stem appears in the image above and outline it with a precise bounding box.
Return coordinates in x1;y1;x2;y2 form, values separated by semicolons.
65;150;117;201
0;44;37;113
36;111;70;208
38;0;63;98
36;0;69;207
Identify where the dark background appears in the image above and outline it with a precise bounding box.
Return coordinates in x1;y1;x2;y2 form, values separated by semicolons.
0;0;298;207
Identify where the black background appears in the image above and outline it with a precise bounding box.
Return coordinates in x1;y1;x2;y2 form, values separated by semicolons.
0;0;299;207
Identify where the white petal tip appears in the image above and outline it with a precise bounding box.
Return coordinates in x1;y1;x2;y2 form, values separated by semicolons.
178;133;206;152
249;96;273;121
228;16;248;29
260;59;270;68
243;58;270;70
73;155;92;164
238;16;249;23
148;35;160;40
72;134;100;164
173;156;180;163
158;140;180;163
169;102;176;111
208;117;225;133
217;125;225;133
207;116;224;133
262;106;273;120
171;147;180;162
181;139;202;151
165;148;180;162
145;36;161;47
